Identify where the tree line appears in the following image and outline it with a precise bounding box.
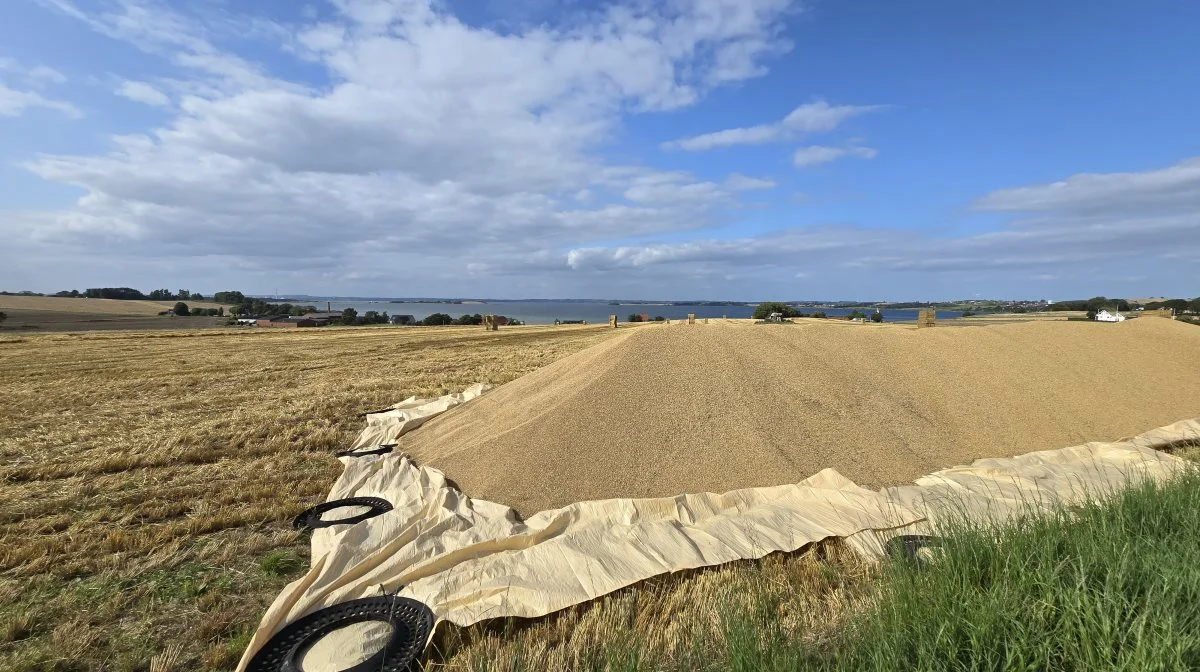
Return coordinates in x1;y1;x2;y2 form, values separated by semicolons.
1143;298;1200;314
417;313;524;326
47;287;212;301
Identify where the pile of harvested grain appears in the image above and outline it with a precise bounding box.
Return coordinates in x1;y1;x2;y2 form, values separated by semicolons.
403;318;1200;514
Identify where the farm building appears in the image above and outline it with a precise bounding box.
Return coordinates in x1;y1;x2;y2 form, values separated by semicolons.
391;314;417;325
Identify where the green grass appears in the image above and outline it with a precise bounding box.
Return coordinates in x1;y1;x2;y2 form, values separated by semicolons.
451;463;1200;672
258;549;305;577
829;467;1200;671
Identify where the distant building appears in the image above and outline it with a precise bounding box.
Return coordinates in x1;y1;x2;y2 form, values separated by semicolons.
1094;310;1126;323
390;314;417;326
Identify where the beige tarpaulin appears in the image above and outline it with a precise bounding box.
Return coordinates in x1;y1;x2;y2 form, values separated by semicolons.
238;386;1195;671
845;417;1197;555
350;383;491;449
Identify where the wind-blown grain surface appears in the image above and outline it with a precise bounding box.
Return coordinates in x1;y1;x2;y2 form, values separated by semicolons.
405;318;1200;514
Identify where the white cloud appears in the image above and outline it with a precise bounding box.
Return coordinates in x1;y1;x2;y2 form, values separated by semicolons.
781;100;883;133
28;65;67;84
0;83;81;118
0;57;74;117
562;156;1200;288
11;0;798;291
116;80;170;106
792;144;876;168
662;100;884;151
724;173;776;190
974;158;1200;214
566;226;890;271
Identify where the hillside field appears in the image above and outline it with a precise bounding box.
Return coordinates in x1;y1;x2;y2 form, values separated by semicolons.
0;296;234;332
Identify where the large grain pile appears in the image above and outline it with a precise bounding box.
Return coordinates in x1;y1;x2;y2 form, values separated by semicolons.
402;318;1200;514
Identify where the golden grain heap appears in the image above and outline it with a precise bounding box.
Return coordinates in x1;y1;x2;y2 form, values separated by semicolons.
404;318;1200;514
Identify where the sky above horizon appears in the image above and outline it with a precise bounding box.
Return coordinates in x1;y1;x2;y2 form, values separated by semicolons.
1;0;1198;301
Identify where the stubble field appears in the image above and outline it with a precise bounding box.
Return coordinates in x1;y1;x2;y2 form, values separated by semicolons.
0;296;234;332
0;324;619;670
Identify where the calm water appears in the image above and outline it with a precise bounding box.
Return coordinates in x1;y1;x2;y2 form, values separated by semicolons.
302;300;961;325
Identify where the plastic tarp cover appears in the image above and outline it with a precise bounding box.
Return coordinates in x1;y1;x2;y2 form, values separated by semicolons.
238;386;1195;671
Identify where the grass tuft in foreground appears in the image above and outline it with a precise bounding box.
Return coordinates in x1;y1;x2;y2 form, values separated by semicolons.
830;466;1200;671
431;464;1200;671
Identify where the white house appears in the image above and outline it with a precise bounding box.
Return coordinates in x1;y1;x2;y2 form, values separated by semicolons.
1095;310;1126;323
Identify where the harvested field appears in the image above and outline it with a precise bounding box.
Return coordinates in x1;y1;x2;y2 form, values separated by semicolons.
0;295;233;332
0;324;619;671
948;310;1084;325
406;317;1200;514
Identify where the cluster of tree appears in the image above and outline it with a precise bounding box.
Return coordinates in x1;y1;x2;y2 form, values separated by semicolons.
167;302;224;317
229;299;317;317
627;314;668;322
1046;297;1131;313
1144;298;1200;314
753;302;843;321
44;287;210;301
417;313;522;326
333;309;392;326
148;289;205;301
212;291;246;304
69;287;149;300
752;302;802;319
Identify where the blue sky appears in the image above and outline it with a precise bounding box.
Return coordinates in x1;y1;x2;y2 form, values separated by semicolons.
1;0;1197;300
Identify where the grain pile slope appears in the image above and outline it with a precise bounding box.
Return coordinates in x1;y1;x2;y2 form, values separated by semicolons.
403;318;1200;514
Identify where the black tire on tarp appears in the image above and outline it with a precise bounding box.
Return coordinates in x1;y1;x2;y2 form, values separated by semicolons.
884;534;943;564
246;596;433;672
336;444;396;458
292;497;393;532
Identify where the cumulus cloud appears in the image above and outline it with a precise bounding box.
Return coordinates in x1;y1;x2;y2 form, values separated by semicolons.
8;0;801;294
116;80;170;106
662;100;884;151
792;144;877;168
